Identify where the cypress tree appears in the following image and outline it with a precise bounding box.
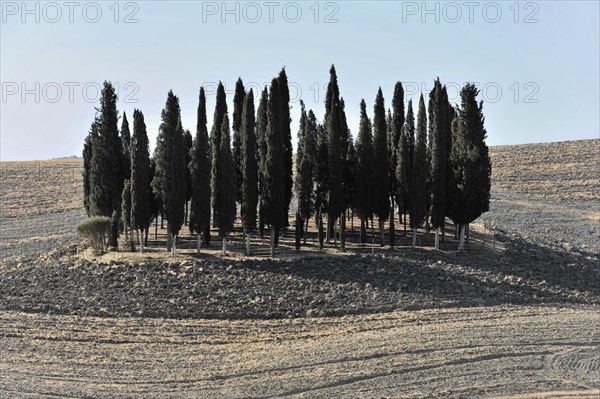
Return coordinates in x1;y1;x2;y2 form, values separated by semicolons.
314;122;329;249
390;82;405;222
151;90;186;255
214;113;237;254
121;112;131;180
189;87;212;250
449;84;491;250
410;94;428;248
183;129;193;226
130;109;152;253
88;81;121;248
372;88;390;245
278;68;293;228
442;86;456;242
396;99;414;235
82;119;98;217
232;78;246;202
343;139;356;225
241;89;258;254
429;78;447;249
326;85;345;246
256;87;269;238
295;102;317;244
264;78;285;255
149;157;163;241
210;82;228;226
121;179;132;248
354;99;374;243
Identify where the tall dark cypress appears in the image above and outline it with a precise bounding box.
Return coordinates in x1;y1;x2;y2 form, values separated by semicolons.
390;82;405;210
372;88;390;245
264;78;285;255
183;129;193;225
449;84;491;250
410;94;428;248
232;78;246;202
429;78;447;249
277;68;293;228
151;90;186;254
215;113;237;245
442;85;456;240
241;89;258;251
210;82;228;226
326;84;345;245
189;87;212;249
396;99;414;235
130;109;152;252
88;81;121;248
295;101;317;243
354;99;374;243
256;87;269;238
82;119;98;217
120;112;131;181
314;122;329;248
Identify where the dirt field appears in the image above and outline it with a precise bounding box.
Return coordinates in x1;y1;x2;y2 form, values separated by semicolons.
1;140;598;398
1;306;598;398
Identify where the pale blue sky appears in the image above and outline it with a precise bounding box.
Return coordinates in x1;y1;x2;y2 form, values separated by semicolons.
1;0;599;161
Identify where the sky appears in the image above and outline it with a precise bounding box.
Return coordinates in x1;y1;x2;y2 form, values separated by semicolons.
1;0;599;161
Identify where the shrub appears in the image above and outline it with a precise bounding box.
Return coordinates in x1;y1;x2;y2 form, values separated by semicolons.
77;216;112;254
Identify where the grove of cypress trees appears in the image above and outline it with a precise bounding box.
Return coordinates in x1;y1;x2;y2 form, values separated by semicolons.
449;83;491;250
354;99;374;243
210;82;228;226
410;94;428;248
189;87;212;251
278;68;293;228
232;77;246;203
240;89;257;254
256;87;269;238
372;88;390;245
429;78;447;249
396;99;414;235
130;109;152;253
151;90;186;255
264;78;285;255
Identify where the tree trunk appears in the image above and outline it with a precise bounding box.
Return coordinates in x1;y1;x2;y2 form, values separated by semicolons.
166;222;172;252
184;201;188;226
246;231;252;255
412;227;418;248
379;219;384;247
155;217;158;239
161;214;164;229
389;202;395;248
171;234;177;256
203;224;210;247
351;209;354;231
441;223;445;243
404;212;407;236
145;227;149;246
197;233;201;254
325;214;331;243
139;229;144;253
434;227;440;250
340;212;346;249
458;224;466;250
317;207;324;249
466;224;470;244
222;237;227;256
270;227;276;257
303;216;308;244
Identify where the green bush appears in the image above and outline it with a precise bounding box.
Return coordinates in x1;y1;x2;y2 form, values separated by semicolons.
77;216;112;254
